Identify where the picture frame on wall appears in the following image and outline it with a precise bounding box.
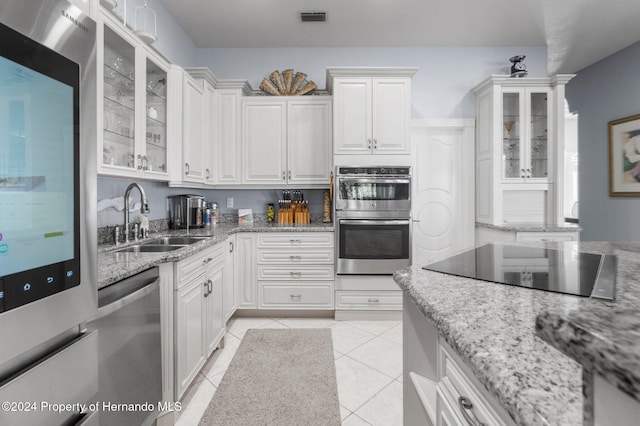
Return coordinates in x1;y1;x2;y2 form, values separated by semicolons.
609;113;640;196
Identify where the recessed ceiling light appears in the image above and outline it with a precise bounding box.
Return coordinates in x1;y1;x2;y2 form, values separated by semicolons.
300;12;327;22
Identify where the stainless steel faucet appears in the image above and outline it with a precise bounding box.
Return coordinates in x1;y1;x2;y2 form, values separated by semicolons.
123;183;150;243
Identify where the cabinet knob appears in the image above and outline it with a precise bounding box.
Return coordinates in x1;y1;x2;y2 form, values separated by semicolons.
185;162;190;175
458;396;487;426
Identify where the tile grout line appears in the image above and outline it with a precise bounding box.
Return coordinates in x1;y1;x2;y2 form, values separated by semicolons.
348;376;403;422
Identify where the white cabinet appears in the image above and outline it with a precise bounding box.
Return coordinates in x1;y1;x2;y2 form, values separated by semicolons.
256;232;334;310
175;272;205;398
475;225;579;245
98;11;171;180
473;75;574;225
327;68;417;156
241;97;333;186
180;72;207;184
214;85;245;185
234;233;257;309
224;235;236;321
174;243;226;399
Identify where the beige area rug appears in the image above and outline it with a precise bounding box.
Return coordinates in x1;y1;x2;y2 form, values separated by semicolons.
198;329;341;426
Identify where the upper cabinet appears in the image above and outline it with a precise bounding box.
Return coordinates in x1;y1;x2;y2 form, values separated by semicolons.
98;11;170;180
327;68;417;156
241;97;333;187
473;75;575;225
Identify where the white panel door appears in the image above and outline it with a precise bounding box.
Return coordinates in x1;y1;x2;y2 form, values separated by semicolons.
411;120;475;267
242;100;286;184
373;77;411;154
216;89;242;184
333;78;372;154
182;75;205;183
287;99;332;184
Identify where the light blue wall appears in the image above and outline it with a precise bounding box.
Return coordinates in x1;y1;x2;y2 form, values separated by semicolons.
565;40;640;241
195;47;548;119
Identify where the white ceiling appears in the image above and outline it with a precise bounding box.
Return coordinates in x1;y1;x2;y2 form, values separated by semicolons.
158;0;640;74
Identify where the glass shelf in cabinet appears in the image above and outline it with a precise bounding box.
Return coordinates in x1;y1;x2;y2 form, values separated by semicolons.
104;63;134;84
104;96;134;114
104;127;134;141
146;115;166;126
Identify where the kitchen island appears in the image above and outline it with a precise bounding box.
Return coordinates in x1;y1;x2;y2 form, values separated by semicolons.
394;241;640;426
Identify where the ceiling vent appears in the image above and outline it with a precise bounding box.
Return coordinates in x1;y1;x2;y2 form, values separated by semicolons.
300;12;326;22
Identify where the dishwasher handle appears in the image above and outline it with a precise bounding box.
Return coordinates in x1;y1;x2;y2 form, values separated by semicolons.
97;267;160;318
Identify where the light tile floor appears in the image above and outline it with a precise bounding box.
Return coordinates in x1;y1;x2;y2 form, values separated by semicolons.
176;317;403;426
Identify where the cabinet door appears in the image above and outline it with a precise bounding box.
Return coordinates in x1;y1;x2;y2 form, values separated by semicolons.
526;88;551;181
101;23;137;173
372;77;411;154
204;267;225;356
333;78;373;154
175;273;206;398
242;100;287;184
234;233;257;308
224;237;236;321
216;89;242;184
287;100;332;184
182;75;205;183
501;88;525;181
142;54;169;176
203;81;216;184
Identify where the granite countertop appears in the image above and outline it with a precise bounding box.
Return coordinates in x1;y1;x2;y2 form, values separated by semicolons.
393;241;640;426
476;221;582;232
98;222;334;289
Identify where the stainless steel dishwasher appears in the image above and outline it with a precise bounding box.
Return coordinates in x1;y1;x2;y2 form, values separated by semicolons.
88;267;162;426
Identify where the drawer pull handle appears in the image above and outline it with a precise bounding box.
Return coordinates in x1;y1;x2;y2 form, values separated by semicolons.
458;397;486;426
289;239;302;244
290;255;302;260
290;294;302;299
203;257;213;265
368;298;380;303
290;271;303;277
203;281;210;297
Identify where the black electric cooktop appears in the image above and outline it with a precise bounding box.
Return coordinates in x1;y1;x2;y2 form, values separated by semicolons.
422;243;617;300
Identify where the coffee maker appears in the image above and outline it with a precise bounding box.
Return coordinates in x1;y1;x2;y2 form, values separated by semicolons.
168;194;205;229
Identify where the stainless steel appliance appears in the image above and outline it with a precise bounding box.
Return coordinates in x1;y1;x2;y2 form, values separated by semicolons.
88;267;162;426
335;166;412;275
0;0;98;424
423;243;617;300
168;194;205;229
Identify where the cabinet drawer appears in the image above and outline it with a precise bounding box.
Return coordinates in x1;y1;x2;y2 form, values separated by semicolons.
258;265;334;281
257;248;334;264
258;283;334;309
175;242;226;289
335;290;402;310
258;232;334;248
438;342;513;426
516;231;578;242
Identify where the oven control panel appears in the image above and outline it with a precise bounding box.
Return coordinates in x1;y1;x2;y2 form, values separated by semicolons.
337;167;411;176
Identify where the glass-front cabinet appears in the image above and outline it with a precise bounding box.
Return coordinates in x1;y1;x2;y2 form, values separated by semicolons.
98;12;170;180
501;87;551;182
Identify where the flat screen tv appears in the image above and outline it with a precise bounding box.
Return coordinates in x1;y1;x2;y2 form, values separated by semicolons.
0;21;80;313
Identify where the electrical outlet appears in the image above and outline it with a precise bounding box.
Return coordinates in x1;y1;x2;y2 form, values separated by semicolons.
227;197;233;208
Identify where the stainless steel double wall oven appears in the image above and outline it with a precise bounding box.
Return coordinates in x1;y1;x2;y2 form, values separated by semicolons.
335;166;412;275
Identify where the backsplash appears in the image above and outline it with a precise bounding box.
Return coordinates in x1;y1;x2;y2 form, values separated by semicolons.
97;213;327;245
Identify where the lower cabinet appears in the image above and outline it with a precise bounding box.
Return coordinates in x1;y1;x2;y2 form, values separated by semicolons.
174;243;226;399
234;233;257;309
256;232;334;310
223;235;236;321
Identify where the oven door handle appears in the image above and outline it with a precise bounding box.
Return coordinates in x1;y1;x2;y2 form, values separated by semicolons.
339;178;410;184
339;219;410;225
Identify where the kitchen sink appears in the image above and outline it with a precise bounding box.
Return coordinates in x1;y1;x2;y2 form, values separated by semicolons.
143;236;209;246
113;244;185;253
